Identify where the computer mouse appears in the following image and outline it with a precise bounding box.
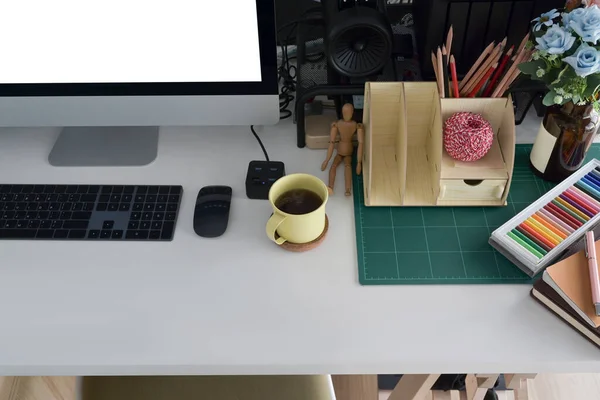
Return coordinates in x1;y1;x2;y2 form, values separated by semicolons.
193;186;232;238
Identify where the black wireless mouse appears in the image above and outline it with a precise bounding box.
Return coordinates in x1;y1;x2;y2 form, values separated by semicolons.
193;186;232;238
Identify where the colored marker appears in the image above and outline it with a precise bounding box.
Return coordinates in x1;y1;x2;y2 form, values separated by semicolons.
546;203;582;229
553;199;587;223
586;172;600;188
556;197;590;221
526;217;562;244
559;193;595;218
520;221;557;249
532;213;568;239
539;208;574;234
512;229;548;256
516;225;552;252
575;181;600;202
572;186;600;209
508;231;543;259
565;189;600;214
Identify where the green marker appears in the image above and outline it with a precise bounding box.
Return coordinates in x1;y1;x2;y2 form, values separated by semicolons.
508;231;543;259
512;229;547;256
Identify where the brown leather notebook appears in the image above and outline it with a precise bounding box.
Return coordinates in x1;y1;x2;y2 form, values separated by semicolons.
531;280;600;349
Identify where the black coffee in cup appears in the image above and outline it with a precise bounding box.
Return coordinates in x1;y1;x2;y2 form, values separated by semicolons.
275;189;323;215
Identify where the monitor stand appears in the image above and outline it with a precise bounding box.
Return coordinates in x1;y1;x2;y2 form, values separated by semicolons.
48;127;159;167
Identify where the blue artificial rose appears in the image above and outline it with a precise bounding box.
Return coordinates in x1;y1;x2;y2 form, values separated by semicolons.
535;26;576;54
562;8;586;31
532;9;560;31
564;43;600;77
570;5;600;44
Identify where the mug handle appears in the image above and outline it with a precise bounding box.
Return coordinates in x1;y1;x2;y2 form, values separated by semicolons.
266;213;287;245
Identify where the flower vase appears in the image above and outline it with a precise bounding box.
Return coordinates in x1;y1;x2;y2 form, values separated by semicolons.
530;102;600;182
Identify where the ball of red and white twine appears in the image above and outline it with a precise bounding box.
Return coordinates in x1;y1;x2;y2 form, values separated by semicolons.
443;112;493;162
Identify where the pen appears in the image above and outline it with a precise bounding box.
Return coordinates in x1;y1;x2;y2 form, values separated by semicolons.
585;231;600;316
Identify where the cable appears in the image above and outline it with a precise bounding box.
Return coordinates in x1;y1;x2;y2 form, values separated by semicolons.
251;125;269;162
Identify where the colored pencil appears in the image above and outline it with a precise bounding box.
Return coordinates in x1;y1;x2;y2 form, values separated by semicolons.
431;51;441;92
517;225;552;252
468;63;497;98
483;46;514;97
508;231;544;258
459;41;495;90
461;39;505;96
442;46;450;98
491;34;530;97
450;55;459;98
446;25;454;64
437;47;445;98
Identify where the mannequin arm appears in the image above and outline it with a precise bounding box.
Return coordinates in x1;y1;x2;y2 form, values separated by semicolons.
321;123;338;171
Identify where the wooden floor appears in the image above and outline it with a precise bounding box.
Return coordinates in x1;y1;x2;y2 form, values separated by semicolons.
3;375;600;400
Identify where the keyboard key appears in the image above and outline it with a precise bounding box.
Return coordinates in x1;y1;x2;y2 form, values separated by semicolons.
77;185;89;194
72;203;83;211
112;186;123;194
60;202;72;211
67;194;80;202
99;194;110;202
131;212;141;220
21;185;34;193
55;185;67;193
37;203;49;211
112;230;123;239
6;229;36;239
13;194;24;201
156;203;166;211
166;212;177;221
16;220;27;229
0;185;10;193
142;212;152;220
167;204;178;212
161;222;175;239
169;195;181;203
157;195;168;203
49;211;60;219
24;212;37;220
2;211;14;219
103;221;114;229
159;186;170;194
100;230;112;239
14;203;26;211
153;212;164;220
133;203;143;211
81;194;97;202
34;194;47;202
108;204;118;211
123;186;135;194
72;211;92;220
136;230;149;239
88;186;100;194
140;221;151;230
144;203;155;211
151;221;162;230
53;230;69;239
149;230;161;240
10;185;23;194
28;220;40;229
111;194;121;202
101;186;112;194
48;203;60;211
66;186;77;194
137;186;148;194
36;230;54;239
69;230;87;239
148;186;159;194
135;195;145;202
60;211;72;220
88;230;100;239
4;203;15;211
40;220;51;229
64;221;89;229
170;186;182;194
126;230;139;239
4;220;16;228
37;211;49;220
47;194;58;202
83;202;95;211
122;195;132;202
119;203;130;211
0;194;13;201
58;194;69;202
146;195;157;202
128;221;139;229
51;220;63;229
96;203;108;211
43;185;56;194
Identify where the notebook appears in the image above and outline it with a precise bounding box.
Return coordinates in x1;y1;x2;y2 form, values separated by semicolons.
530;239;600;348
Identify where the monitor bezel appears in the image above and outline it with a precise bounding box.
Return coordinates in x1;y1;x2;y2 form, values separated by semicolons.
0;0;277;97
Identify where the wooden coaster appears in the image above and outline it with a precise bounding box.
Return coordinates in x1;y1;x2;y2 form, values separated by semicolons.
276;215;329;252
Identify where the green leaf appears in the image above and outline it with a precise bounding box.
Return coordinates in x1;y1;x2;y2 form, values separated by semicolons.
518;60;546;78
584;74;600;98
543;89;559;106
552;65;570;85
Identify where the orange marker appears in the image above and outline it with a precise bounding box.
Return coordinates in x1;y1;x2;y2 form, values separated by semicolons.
526;217;563;244
519;222;556;249
523;219;560;246
532;213;568;239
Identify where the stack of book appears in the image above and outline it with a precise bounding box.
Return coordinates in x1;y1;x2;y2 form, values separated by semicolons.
532;238;600;349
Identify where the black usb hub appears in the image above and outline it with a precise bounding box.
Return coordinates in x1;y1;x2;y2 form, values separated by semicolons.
245;160;285;200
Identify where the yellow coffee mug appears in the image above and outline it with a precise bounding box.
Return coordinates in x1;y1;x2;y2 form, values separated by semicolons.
266;174;328;245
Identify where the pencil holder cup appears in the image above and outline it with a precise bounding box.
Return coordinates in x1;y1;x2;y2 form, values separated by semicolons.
530;103;600;183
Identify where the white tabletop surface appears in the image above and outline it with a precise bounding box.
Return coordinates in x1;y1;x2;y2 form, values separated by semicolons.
1;116;600;376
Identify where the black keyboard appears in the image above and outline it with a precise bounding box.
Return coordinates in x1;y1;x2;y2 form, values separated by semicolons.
0;185;182;240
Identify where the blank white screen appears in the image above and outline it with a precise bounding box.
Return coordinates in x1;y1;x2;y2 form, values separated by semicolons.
0;0;262;84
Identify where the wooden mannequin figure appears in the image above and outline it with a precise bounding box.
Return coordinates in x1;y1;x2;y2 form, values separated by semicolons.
321;103;364;196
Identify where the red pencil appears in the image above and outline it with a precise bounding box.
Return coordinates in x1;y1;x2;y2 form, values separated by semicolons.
468;63;497;98
450;55;459;98
483;46;514;97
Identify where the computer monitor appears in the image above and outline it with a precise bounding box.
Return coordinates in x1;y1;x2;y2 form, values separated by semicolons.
0;0;279;166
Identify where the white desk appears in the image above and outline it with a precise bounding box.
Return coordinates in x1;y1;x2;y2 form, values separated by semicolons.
0;119;599;377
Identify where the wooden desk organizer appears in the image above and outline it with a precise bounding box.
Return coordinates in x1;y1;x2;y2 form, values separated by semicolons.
362;82;515;207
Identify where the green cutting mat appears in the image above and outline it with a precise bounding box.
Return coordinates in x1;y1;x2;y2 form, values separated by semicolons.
353;144;600;285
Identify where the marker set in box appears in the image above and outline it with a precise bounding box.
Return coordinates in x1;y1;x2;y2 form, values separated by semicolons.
490;159;600;277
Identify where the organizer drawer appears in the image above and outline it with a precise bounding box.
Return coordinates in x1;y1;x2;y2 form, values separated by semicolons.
439;179;507;202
